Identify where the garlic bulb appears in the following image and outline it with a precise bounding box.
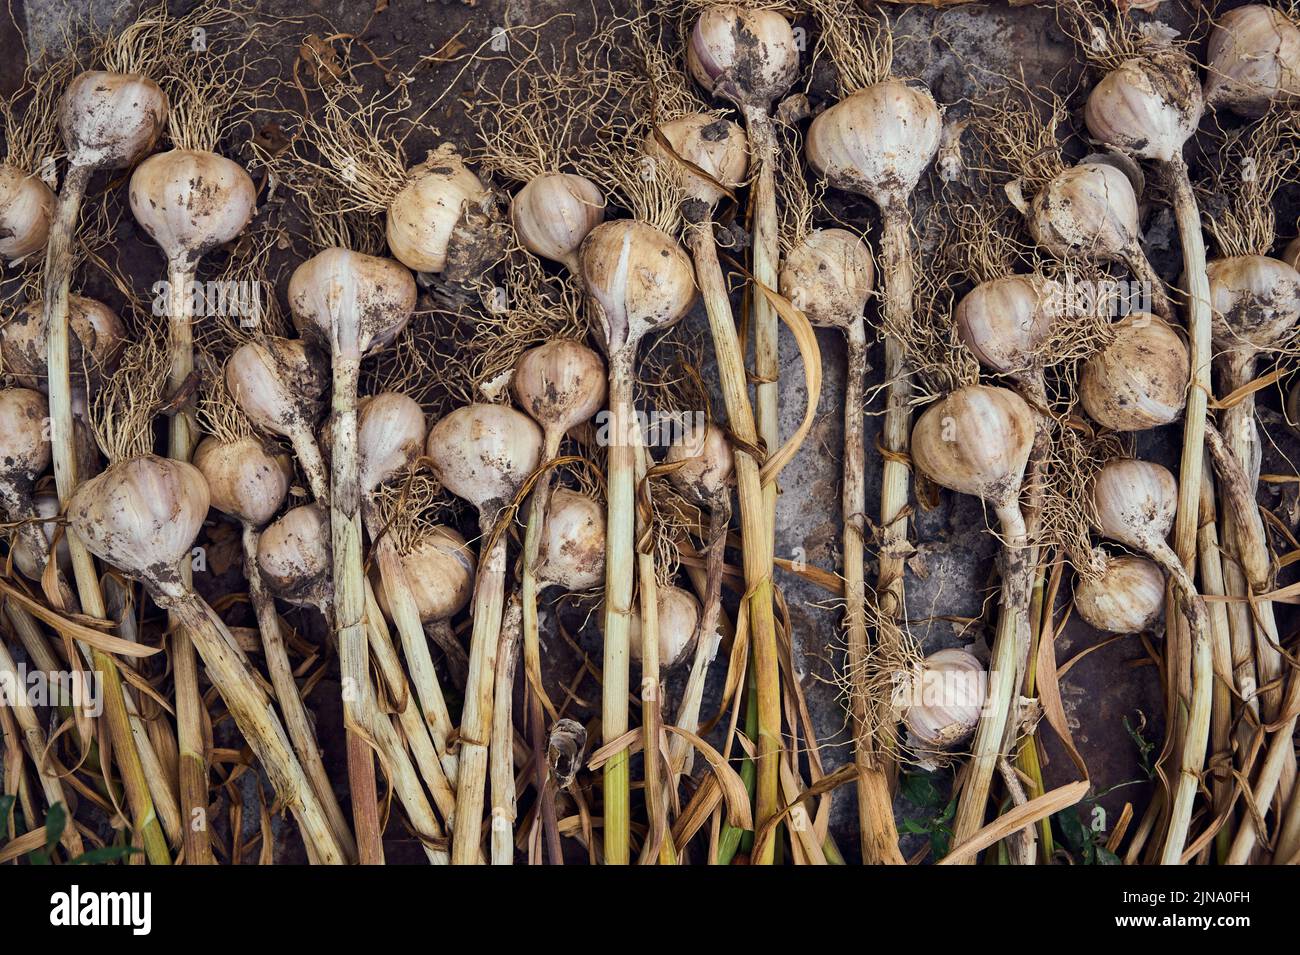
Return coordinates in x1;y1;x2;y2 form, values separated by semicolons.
900;648;987;751
372;525;476;625
257;503;333;611
59;71;168;171
0;164;54;260
68;455;208;587
910;385;1036;514
578;220;697;356
511;173;604;272
511;339;606;453
954;274;1059;381
0;387;51;491
129;149;257;266
1091;458;1177;555
357;392;426;496
687;6;800;109
225;337;328;444
288;248;416;360
646;113;749;210
778;228;874;331
665;421;734;507
534;488;605;591
10;491;68;582
1074;553;1165;634
2;295;126;393
1084;57;1203;163
1204;5;1300;115
623;584;701;670
426;403;543;519
193;435;291;529
1080;312;1188;431
1029;161;1139;263
806;81;943;210
1207;255;1300;371
386;147;489;274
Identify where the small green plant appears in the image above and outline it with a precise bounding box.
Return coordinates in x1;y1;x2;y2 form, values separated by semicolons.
899;772;956;859
1;798;141;865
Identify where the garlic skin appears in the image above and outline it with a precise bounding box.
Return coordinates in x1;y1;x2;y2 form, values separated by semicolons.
954;274;1059;379
1207;255;1300;366
425;403;543;516
1204;5;1300;115
1084;57;1203;163
1080;312;1188;431
1028;161;1141;265
288;248;416;360
779;228;874;331
624;584;701;670
511;340;607;439
357;392;426;495
1091;457;1177;554
11;492;68;582
646;113;749;209
900;648;987;751
2;295;126;393
225;337;328;441
0;165;54;260
373;525;476;624
687;6;800;110
68;455;209;588
257;503;333;610
911;385;1036;512
129;149;257;265
578;219;697;355
0;387;51;488
511;173;604;272
386;146;489;274
193;435;291;528
59;71;168;171
666;421;734;506
1074;553;1165;633
534;488;605;591
805;81;943;211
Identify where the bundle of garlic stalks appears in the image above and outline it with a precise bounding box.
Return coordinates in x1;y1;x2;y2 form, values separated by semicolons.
4;0;1300;869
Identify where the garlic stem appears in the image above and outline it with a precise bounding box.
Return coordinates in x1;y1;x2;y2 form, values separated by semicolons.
599;346;636;865
1216;356;1286;723
1194;462;1239;862
489;594;523;864
43;161;171;866
518;430;562;861
242;522;356;862
950;503;1033;855
451;516;511;864
158;589;347;863
162;259;213;866
632;435;672;866
324;351;383;864
0;636;85;857
360;582;458;825
366;506;459;786
1160;157;1214;866
739;107;783;864
683;219;787;864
